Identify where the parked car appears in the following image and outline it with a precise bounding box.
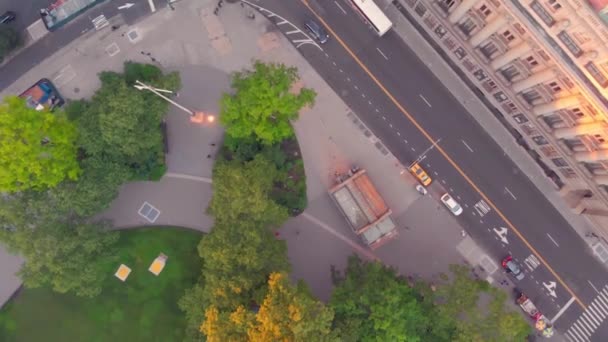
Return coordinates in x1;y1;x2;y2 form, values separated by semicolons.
440;193;463;216
305;20;329;44
409;162;432;186
0;11;16;24
502;255;525;280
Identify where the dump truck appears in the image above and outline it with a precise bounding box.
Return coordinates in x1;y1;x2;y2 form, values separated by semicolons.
329;166;398;249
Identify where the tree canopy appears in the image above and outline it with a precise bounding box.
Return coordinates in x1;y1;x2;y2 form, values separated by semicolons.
433;265;532;341
70;61;179;179
197;220;290;311
0;96;80;192
220;61;316;145
330;256;433;342
201;272;335;342
1;216;119;298
208;155;288;227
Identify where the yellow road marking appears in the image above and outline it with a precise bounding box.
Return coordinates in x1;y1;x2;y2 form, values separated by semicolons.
300;0;586;309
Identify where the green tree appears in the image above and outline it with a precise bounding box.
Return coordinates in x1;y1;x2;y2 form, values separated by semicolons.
0;26;20;62
197;220;290;311
220;61;316;145
71;62;179;179
434;265;531;341
178;283;208;342
0;96;80;192
208;155;288;227
2;219;119;298
200;272;335;342
330;256;432;342
48;155;131;218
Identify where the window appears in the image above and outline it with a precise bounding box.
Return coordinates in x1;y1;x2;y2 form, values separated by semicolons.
542;113;564;127
438;0;456;12
530;0;555;26
559;167;577;179
593;134;606;144
547;0;562;11
570;108;585;118
513;114;529;123
479;4;492;18
502;30;516;42
552;158;569;167
525;55;539;68
584;62;608;88
532;135;549;145
548;81;562;93
480;41;499;58
501;64;521;81
459;18;478;36
558;31;583;57
585;162;606;174
522;89;542;104
563;138;585;150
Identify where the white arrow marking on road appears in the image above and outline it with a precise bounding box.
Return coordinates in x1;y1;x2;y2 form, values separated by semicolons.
543;281;557;298
118;3;135;10
493;227;509;244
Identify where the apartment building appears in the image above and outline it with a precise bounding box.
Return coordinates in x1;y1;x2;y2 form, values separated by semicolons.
397;0;608;235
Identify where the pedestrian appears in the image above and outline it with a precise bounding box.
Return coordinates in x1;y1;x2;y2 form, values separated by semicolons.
207;154;211;159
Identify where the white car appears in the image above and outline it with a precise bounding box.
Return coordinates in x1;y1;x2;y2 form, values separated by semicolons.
440;193;463;216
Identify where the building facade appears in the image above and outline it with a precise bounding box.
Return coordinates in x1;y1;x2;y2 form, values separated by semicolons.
397;0;608;236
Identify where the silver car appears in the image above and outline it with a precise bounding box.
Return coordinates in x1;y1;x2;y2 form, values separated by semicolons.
440;193;463;216
503;257;525;280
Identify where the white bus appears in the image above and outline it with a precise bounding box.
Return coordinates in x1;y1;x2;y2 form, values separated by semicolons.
349;0;393;37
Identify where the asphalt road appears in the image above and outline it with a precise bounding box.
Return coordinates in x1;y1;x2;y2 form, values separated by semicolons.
0;0;52;32
258;0;608;339
0;0;164;91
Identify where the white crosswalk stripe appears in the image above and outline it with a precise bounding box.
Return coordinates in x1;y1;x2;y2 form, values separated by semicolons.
589;302;605;320
583;312;599;329
570;324;589;342
577;320;593;337
92;14;109;30
473;199;491;217
565;286;608;341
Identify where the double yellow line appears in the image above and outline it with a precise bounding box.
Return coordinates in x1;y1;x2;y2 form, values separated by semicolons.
299;0;586;309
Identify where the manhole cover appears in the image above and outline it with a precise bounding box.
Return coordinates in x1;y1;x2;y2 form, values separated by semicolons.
592;243;608;263
127;29;140;43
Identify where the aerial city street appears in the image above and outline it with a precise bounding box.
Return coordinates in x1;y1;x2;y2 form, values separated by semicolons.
1;0;608;341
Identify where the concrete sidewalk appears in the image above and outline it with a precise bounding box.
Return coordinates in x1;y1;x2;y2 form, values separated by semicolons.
382;0;604;258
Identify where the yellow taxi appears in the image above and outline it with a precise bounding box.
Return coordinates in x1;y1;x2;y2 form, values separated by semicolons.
409;163;432;186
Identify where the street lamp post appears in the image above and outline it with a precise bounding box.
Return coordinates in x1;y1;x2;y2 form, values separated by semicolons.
408;138;442;168
133;80;215;124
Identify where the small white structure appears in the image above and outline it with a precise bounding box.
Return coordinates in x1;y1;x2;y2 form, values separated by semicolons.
114;264;132;282
148;253;168;276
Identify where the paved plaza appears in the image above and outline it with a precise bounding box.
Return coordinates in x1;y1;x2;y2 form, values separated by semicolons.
0;0;498;304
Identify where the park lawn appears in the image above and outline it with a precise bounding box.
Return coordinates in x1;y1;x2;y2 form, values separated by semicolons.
0;227;203;342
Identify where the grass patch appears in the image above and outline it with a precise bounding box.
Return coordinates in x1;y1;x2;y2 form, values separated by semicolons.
0;227;202;342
